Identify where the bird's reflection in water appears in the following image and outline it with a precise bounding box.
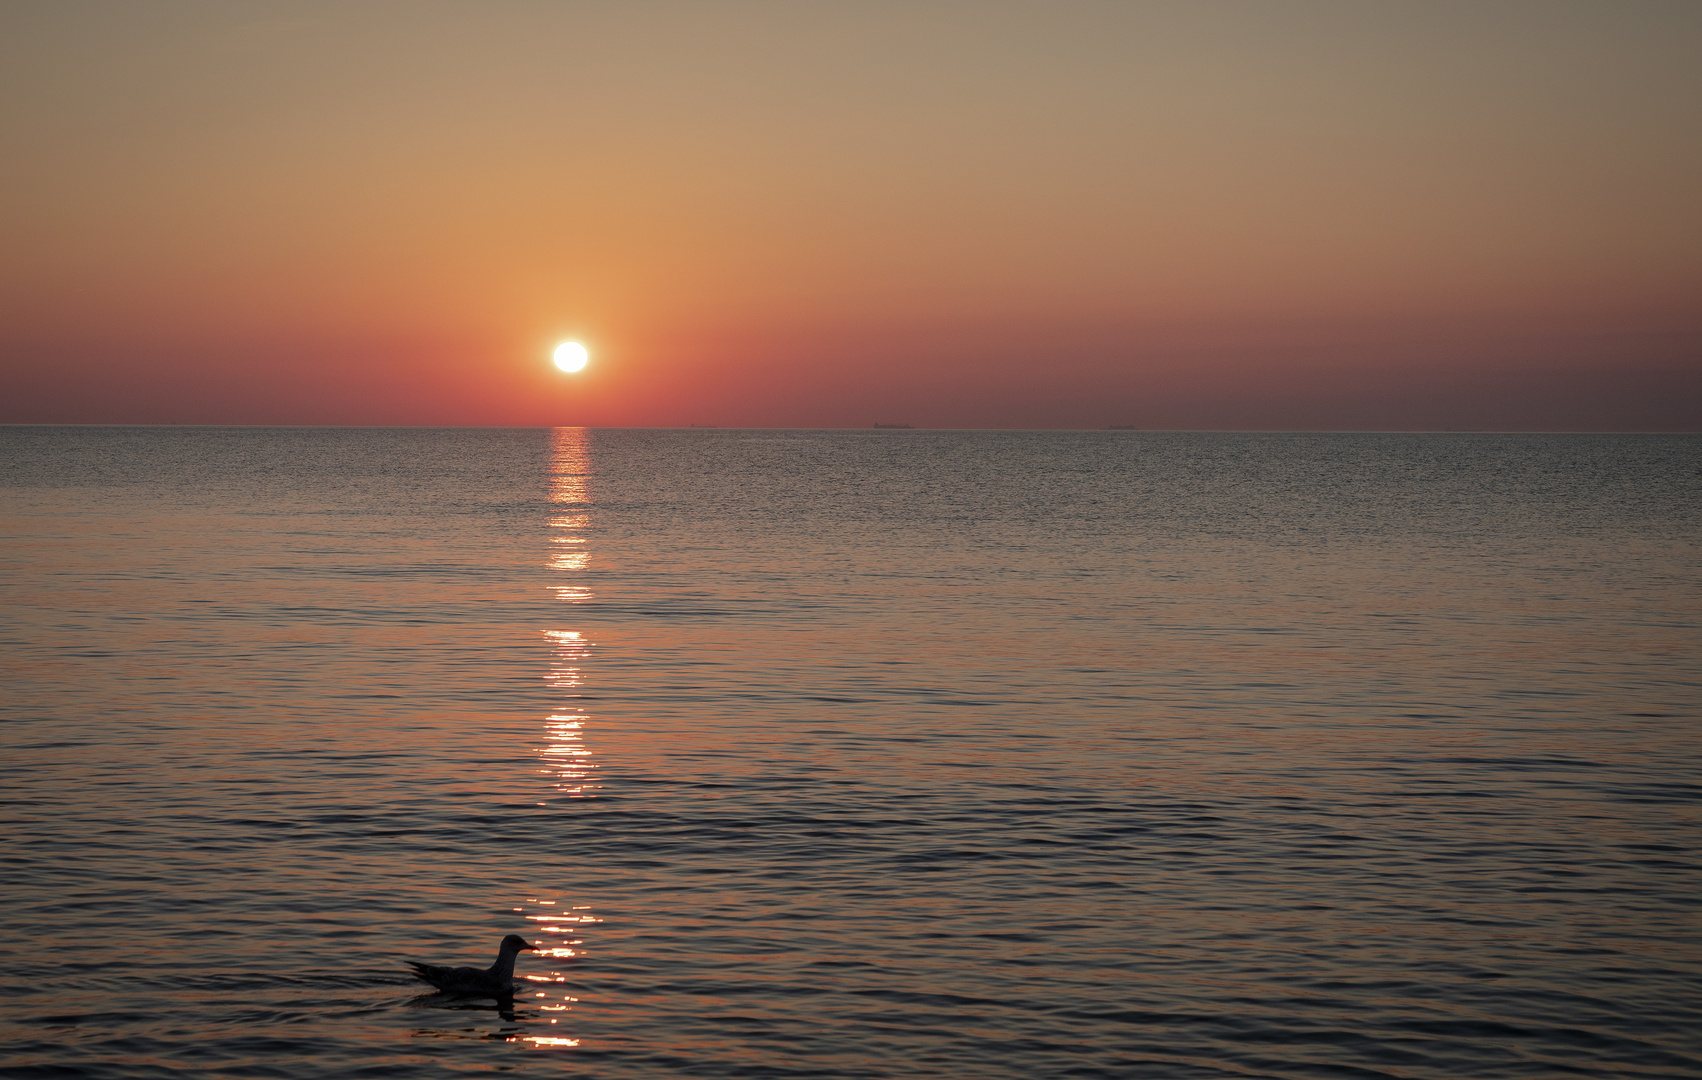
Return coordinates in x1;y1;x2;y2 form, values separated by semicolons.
406;968;583;1039
408;990;525;1025
406;978;581;1034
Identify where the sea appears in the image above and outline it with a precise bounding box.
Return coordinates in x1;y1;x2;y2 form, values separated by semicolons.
2;426;1698;1079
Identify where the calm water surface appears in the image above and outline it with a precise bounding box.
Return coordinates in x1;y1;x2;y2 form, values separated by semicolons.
2;427;1699;1078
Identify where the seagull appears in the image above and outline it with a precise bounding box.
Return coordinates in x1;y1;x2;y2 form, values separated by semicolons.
406;934;538;997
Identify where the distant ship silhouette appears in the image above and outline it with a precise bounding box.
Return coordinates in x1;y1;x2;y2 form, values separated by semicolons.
872;423;912;429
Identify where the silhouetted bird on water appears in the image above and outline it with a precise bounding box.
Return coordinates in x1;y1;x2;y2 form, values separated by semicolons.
406;934;537;997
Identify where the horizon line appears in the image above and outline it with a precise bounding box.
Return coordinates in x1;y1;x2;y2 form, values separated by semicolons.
4;422;1698;435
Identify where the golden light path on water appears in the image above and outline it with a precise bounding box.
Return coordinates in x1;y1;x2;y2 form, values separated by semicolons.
514;427;602;1047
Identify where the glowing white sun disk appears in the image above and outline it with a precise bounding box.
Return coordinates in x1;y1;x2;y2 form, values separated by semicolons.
554;342;589;372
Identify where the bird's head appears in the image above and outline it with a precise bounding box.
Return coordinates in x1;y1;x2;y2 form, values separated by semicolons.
501;934;537;953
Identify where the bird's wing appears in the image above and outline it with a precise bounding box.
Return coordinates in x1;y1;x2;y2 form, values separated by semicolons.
406;961;453;984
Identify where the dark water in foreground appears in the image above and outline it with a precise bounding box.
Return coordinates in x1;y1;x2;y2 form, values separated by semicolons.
2;426;1699;1079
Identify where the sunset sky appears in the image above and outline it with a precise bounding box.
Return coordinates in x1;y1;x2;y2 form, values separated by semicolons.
3;0;1698;429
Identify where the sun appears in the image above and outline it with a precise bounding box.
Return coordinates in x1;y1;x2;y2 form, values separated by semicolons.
553;342;589;373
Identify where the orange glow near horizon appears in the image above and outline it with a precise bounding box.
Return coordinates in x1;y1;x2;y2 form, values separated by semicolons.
1;4;1696;429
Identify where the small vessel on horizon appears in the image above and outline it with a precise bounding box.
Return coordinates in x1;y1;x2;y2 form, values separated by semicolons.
872;423;913;429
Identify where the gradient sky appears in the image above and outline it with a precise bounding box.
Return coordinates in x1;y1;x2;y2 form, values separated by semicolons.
3;0;1698;429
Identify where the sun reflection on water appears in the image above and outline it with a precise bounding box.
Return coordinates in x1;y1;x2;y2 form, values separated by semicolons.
542;427;598;803
501;427;605;1048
